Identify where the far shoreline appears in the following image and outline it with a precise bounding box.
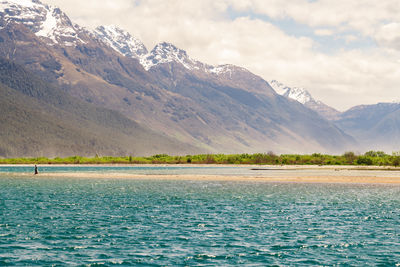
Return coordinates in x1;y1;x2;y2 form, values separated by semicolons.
1;152;400;167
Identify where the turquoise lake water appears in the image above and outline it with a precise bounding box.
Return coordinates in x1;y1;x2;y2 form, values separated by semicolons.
1;167;400;265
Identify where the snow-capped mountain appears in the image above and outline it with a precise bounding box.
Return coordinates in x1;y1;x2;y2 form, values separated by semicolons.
0;0;358;154
143;42;203;71
0;1;281;83
93;26;203;71
269;80;340;120
92;25;247;76
269;80;313;104
94;25;148;59
0;0;269;86
0;0;85;46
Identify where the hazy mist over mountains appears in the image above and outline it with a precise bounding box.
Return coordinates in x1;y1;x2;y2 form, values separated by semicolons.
0;0;399;157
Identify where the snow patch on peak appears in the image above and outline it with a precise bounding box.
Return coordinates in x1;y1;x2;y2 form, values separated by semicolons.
35;5;57;41
268;80;290;95
206;64;250;78
0;0;85;46
143;42;200;71
36;6;85;46
269;80;341;120
94;25;147;58
208;64;234;75
284;86;312;104
269;80;313;104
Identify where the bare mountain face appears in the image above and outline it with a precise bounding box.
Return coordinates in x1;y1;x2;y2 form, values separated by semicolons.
0;57;198;157
269;80;341;121
0;0;357;154
334;103;400;152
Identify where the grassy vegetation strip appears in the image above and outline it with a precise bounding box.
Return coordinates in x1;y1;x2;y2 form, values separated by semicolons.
1;151;400;166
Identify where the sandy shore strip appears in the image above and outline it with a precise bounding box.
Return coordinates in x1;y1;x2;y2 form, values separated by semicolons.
2;165;400;184
1;164;400;170
4;172;399;184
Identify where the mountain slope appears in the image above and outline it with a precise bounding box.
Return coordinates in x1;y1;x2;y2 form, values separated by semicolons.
0;57;198;157
88;26;356;153
148;60;355;152
269;80;340;120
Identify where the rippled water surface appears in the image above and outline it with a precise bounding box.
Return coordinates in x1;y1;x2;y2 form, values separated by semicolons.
1;175;400;265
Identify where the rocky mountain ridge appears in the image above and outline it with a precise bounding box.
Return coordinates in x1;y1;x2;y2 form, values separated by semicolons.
93;24;250;77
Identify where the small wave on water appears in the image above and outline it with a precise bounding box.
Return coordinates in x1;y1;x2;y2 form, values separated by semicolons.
0;176;400;265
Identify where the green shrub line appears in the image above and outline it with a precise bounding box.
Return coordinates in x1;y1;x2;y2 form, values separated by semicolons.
1;151;400;166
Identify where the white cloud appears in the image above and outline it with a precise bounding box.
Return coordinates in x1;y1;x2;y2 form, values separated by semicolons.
236;0;400;35
42;0;400;111
375;23;400;50
344;35;358;44
314;29;333;36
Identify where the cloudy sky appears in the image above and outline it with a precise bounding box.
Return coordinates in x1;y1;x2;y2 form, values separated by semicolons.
43;0;400;110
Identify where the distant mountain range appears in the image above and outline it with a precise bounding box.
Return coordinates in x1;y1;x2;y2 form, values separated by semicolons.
334;103;400;151
0;0;398;156
269;80;400;152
